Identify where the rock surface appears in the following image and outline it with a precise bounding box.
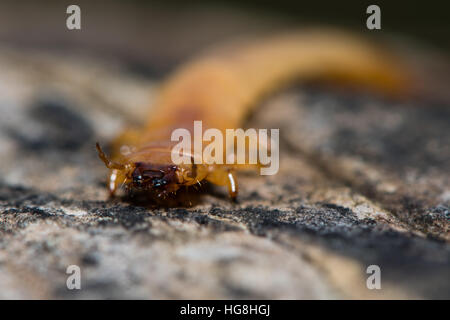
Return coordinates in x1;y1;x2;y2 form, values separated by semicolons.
0;25;449;299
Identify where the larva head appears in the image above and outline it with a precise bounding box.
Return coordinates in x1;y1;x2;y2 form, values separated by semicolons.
96;143;182;196
129;162;180;194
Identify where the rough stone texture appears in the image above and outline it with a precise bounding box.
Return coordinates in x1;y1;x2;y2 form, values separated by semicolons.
0;4;449;299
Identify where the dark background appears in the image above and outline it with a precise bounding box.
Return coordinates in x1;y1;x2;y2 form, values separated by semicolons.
0;0;448;76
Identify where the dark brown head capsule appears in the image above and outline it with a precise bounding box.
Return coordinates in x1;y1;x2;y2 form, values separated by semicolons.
130;162;179;192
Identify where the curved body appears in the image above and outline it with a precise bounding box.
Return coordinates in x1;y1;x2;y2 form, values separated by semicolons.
96;29;409;200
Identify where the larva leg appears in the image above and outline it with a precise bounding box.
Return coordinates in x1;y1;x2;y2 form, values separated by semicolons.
226;170;238;200
108;169;119;196
108;169;127;197
206;166;239;199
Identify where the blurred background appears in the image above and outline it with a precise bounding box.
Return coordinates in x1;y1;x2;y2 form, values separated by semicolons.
0;0;449;300
1;0;449;74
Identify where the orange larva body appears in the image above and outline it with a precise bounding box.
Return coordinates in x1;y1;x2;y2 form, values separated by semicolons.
96;29;409;200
